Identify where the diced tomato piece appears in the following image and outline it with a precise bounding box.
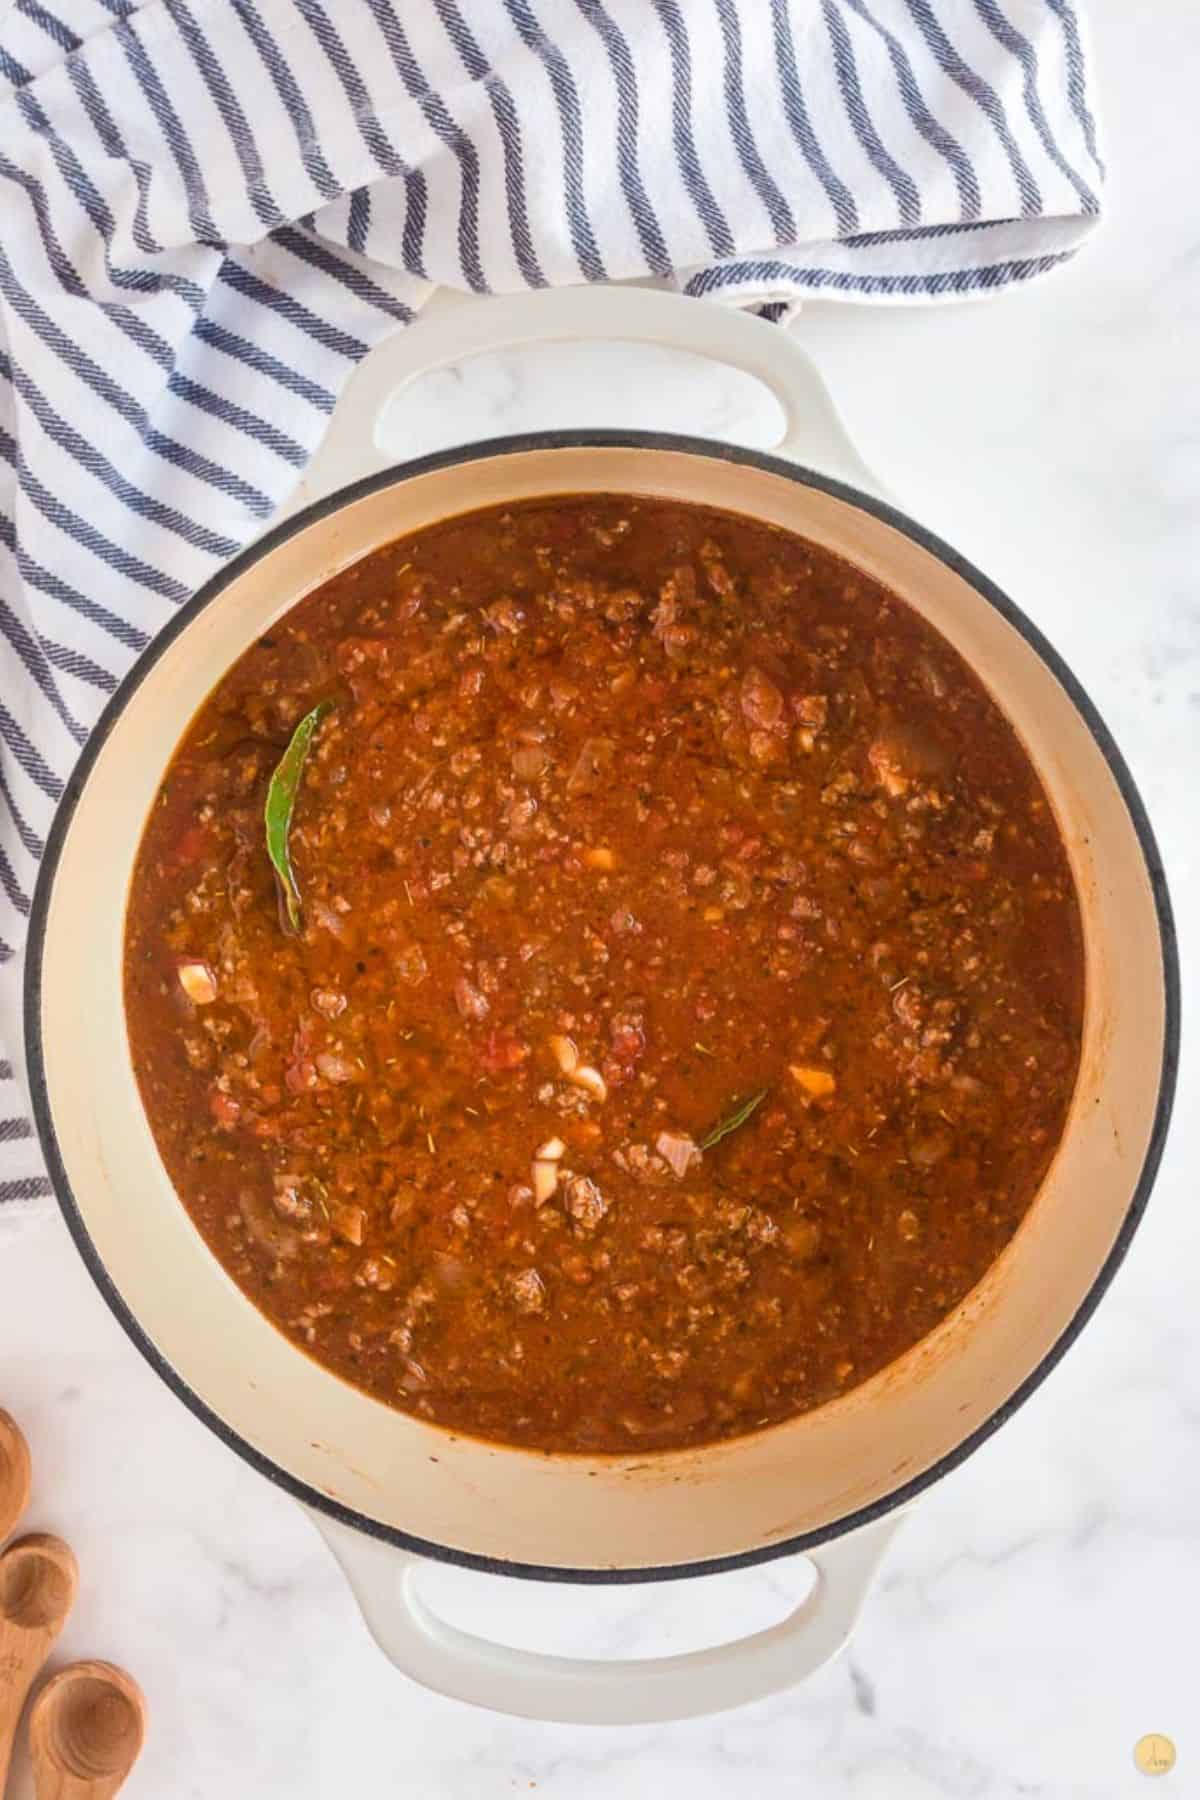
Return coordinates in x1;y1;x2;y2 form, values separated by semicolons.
285;1059;318;1094
479;1029;529;1074
609;1024;644;1063
174;823;211;866
209;1089;241;1130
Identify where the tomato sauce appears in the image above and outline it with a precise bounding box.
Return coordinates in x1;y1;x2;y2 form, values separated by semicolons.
124;497;1084;1452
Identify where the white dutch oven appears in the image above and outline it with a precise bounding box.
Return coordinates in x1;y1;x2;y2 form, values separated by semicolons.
25;289;1178;1724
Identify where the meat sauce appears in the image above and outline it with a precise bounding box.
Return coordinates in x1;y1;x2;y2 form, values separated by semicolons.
124;497;1084;1453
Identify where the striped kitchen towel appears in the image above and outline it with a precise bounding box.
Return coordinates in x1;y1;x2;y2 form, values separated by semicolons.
0;0;1102;1224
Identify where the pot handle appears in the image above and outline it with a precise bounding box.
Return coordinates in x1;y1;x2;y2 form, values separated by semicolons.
307;1508;903;1724
292;285;887;509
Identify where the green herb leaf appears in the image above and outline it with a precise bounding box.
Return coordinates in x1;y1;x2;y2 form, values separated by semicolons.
264;701;332;933
698;1087;768;1152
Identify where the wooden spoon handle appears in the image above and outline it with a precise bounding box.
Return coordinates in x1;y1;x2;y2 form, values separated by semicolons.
0;1533;78;1794
30;1661;147;1800
0;1409;32;1543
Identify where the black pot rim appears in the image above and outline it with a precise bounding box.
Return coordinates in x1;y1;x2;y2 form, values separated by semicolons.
24;430;1181;1586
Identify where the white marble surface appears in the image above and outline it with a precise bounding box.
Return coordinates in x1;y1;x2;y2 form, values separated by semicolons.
2;3;1197;1793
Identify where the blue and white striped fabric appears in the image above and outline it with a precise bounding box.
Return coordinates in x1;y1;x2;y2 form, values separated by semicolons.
0;0;1102;1223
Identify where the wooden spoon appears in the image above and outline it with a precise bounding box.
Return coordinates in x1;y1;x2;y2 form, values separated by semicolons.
0;1409;32;1542
30;1662;146;1799
0;1533;78;1793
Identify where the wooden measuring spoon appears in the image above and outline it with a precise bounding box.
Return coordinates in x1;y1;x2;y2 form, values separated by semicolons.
30;1662;146;1799
0;1409;32;1542
0;1533;78;1792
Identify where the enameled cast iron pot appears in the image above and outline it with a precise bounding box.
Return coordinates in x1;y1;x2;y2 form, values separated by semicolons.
25;289;1179;1723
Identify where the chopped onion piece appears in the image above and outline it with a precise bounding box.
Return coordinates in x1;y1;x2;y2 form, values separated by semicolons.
536;1137;566;1162
331;1204;366;1246
565;1175;607;1229
583;846;616;871
572;1064;608;1103
316;1051;357;1084
512;744;548;780
311;899;349;940
454;975;490;1021
311;987;347;1019
548;1034;579;1076
177;959;218;1005
532;1159;559;1205
567;736;614;797
656;1129;700;1178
